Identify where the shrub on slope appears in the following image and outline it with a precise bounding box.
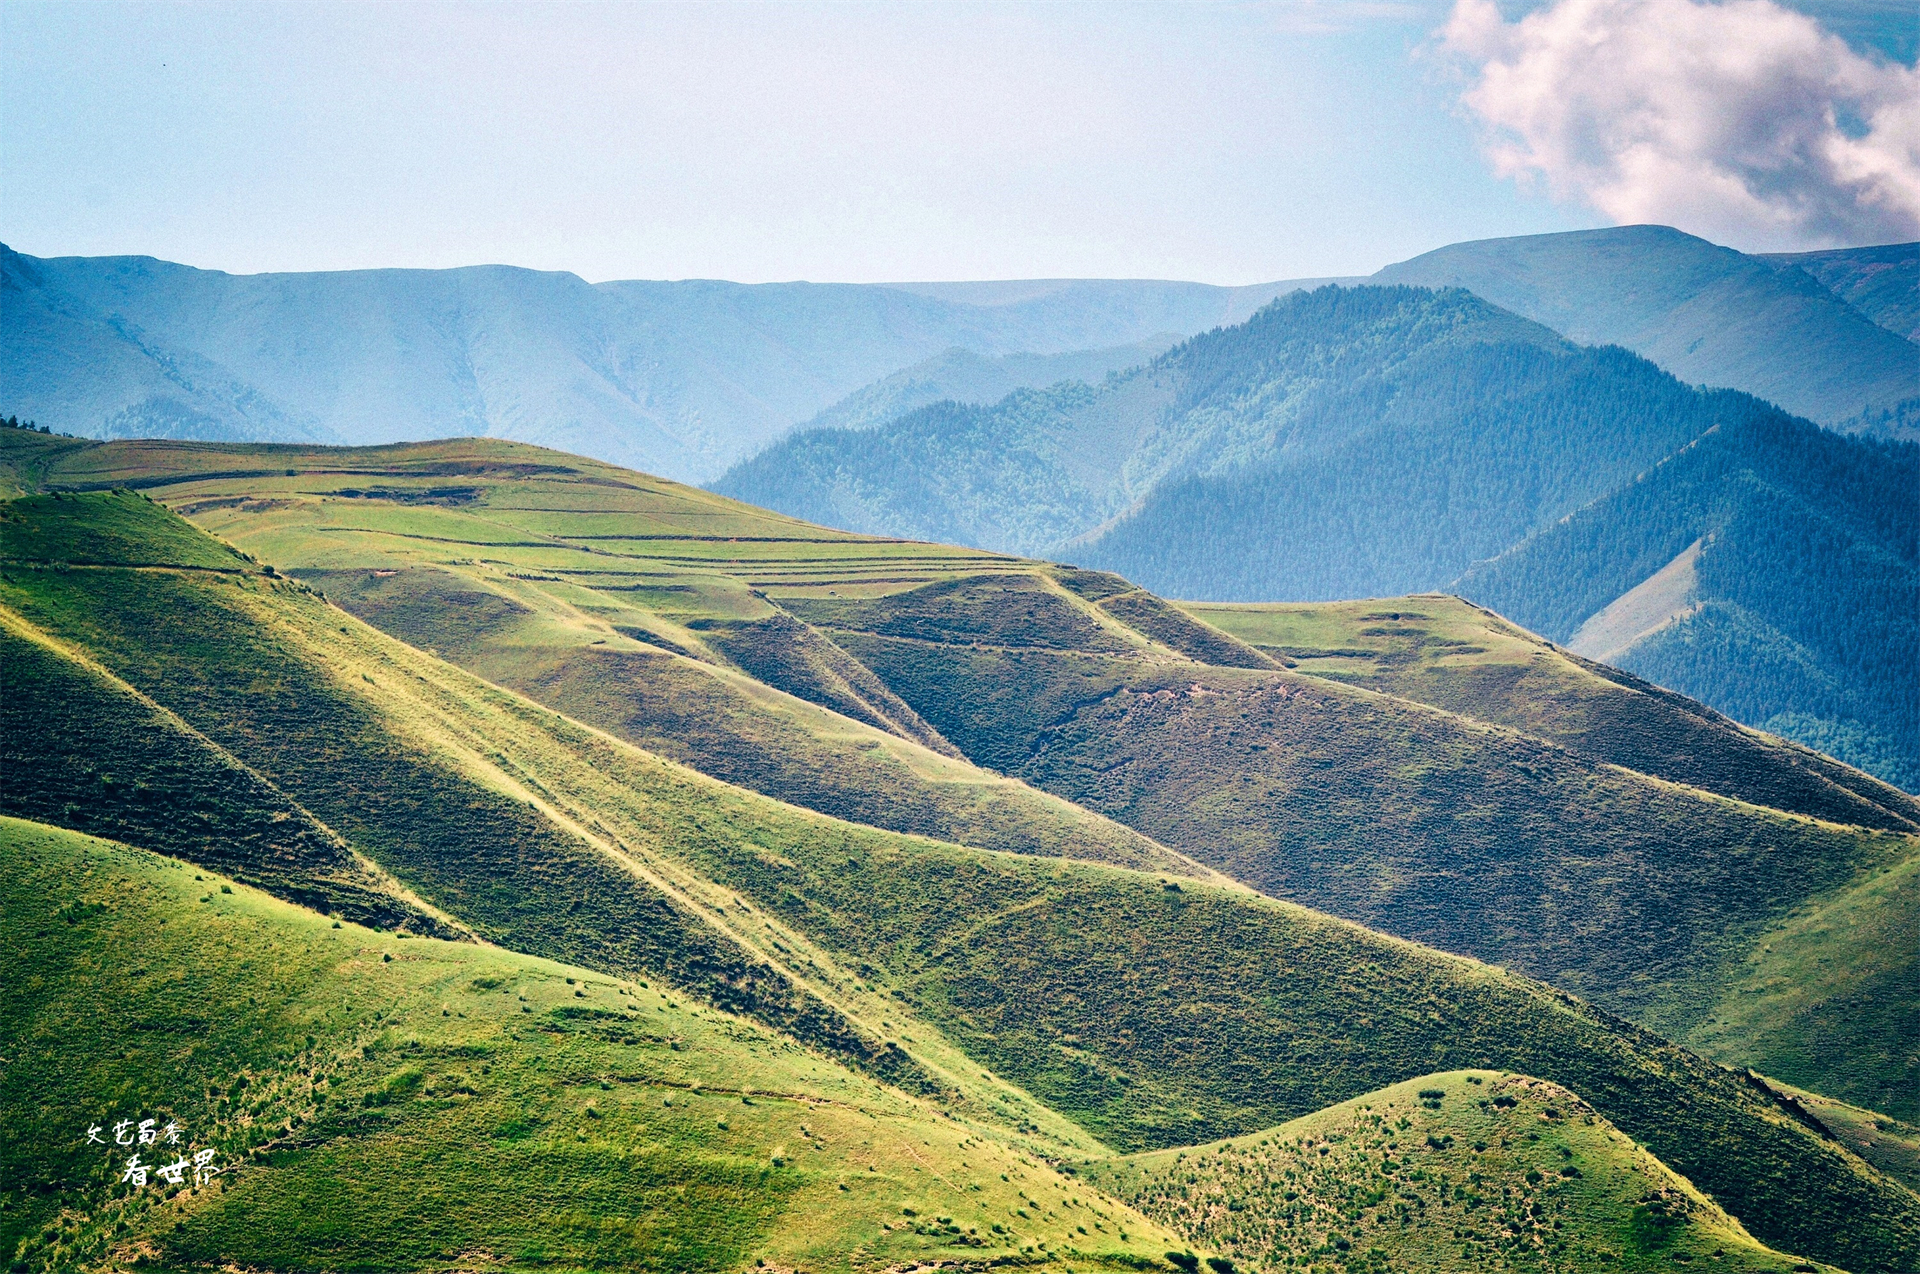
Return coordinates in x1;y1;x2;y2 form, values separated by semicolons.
1086;1071;1823;1272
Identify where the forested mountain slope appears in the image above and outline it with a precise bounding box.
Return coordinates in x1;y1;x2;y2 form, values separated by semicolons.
1457;414;1920;790
1372;225;1917;432
6;440;1920;1270
717;285;1583;558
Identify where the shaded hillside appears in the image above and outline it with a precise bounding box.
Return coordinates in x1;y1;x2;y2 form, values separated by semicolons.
1372;225;1918;432
1183;595;1920;834
4;468;1917;1270
0;245;1305;482
1086;1072;1824;1272
1457;412;1920;790
0;595;451;936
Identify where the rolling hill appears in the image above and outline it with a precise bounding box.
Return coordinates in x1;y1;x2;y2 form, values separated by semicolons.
2;817;1179;1274
777;566;1920;1108
1084;1071;1826;1272
5;441;1920;1270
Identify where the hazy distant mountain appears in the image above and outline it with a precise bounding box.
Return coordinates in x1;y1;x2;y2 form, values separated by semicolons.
717;283;1918;789
0;244;1317;481
1372;225;1917;433
794;337;1180;436
1758;241;1919;342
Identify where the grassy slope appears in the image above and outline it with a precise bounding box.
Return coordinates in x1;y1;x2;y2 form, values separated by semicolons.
1187;595;1920;1123
790;576;1918;1039
12;432;1190;880
1084;1071;1824;1273
8;442;1920;1267
0;600;457;937
1686;853;1920;1122
0;817;1178;1273
1181;594;1920;834
1773;1084;1920;1196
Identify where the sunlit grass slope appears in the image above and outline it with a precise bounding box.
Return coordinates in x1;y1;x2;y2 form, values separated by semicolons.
7;438;1920;1269
1181;594;1920;833
0;816;1178;1273
1;432;1191;879
1084;1072;1826;1273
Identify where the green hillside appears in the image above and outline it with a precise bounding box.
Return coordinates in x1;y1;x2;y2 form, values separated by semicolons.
0;433;1195;881
781;571;1920;1121
1182;594;1920;834
7;441;1920;1270
1085;1072;1824;1272
1;816;1177;1273
1685;853;1920;1122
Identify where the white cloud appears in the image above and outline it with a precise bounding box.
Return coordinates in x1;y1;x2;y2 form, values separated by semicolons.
1440;0;1920;249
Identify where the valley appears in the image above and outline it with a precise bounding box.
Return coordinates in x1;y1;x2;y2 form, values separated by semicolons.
3;428;1917;1271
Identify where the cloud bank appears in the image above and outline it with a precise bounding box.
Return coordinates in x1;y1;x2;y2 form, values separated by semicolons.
1441;0;1920;250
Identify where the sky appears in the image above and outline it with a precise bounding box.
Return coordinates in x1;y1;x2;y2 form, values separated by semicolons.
2;0;1914;284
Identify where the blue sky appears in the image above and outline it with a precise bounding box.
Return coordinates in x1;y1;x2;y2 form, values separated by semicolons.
2;0;1912;283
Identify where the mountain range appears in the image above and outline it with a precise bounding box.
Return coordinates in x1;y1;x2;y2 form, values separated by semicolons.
6;227;1913;488
716;281;1919;790
0;246;1308;481
4;429;1919;1273
1372;226;1917;432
